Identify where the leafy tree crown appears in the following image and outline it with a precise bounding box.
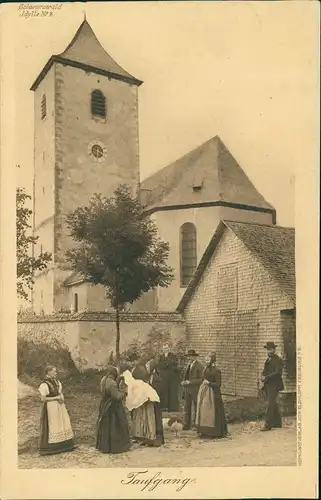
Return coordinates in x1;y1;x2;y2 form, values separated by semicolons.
66;185;174;308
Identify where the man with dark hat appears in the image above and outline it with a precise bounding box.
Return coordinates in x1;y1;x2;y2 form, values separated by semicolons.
181;349;204;431
261;341;284;431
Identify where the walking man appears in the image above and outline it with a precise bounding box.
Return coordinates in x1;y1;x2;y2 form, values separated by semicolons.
181;349;204;430
261;341;284;431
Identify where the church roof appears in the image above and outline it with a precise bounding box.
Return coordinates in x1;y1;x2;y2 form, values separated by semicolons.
140;136;275;217
64;271;84;287
31;20;142;91
177;220;295;312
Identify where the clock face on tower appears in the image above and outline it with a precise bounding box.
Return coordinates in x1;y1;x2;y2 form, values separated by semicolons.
88;139;107;162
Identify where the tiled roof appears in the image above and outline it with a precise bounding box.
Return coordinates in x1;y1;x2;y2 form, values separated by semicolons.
140;136;275;214
64;272;85;287
226;221;295;302
17;311;184;323
31;20;142;91
177;220;295;311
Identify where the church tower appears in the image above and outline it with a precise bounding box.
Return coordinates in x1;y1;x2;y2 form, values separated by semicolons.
31;20;142;314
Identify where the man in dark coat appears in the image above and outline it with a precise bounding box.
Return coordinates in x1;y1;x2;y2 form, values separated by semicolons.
261;341;284;431
181;349;204;430
157;343;180;412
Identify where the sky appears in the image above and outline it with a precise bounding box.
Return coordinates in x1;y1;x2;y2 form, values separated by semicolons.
12;1;319;228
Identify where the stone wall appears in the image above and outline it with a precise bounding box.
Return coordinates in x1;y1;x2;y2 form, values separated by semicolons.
183;228;296;397
18;311;186;371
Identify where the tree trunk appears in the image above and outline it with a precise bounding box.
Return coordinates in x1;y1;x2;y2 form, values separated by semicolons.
115;304;120;365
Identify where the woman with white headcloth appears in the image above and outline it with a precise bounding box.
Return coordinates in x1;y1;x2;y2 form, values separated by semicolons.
121;353;165;447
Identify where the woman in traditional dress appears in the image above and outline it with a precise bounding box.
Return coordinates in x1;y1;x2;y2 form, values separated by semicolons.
38;365;75;456
121;361;165;448
195;353;228;438
131;354;150;382
96;365;131;454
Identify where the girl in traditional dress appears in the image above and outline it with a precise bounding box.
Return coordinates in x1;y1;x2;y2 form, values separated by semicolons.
195;353;228;439
38;365;75;456
96;365;131;454
121;360;165;448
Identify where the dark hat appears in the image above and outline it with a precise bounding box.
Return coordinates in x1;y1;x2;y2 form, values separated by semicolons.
209;352;217;363
264;341;277;349
185;349;199;357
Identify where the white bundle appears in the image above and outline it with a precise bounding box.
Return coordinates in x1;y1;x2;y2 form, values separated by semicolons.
121;370;160;411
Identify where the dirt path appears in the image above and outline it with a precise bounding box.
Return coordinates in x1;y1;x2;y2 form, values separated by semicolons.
19;419;297;469
18;382;296;469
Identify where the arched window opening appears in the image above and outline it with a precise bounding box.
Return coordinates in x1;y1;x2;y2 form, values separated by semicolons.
41;94;46;120
74;293;79;313
180;222;197;287
91;89;106;118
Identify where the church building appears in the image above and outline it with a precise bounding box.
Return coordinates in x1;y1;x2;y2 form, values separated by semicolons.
30;19;276;316
31;19;141;314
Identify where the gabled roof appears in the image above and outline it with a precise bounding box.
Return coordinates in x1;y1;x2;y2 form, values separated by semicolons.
177;220;295;312
64;271;84;287
31;20;142;91
140;136;275;216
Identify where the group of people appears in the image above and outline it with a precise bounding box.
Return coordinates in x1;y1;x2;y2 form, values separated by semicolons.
37;341;284;456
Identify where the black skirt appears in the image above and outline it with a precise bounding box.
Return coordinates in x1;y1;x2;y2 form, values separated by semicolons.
96;398;131;454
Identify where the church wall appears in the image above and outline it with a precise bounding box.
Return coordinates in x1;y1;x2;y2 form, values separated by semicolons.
145;205;274;312
34;67;56;231
128;289;158;312
48;63;140;311
87;284;111;311
32;67;56;314
18;312;186;371
32;268;55;315
65;283;157;313
183;229;295;397
219;206;274;225
54;63;140;265
151;206;222;311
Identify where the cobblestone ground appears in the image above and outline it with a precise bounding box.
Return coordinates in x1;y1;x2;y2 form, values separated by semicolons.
18;390;296;469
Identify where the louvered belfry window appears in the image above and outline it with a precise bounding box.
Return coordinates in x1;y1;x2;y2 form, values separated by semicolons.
91;89;106;118
41;94;46;120
180;222;197;287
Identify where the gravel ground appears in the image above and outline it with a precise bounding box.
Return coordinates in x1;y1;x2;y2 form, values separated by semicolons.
18;381;297;469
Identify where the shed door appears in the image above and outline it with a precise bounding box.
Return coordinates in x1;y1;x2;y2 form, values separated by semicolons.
281;309;296;382
211;314;236;396
234;310;258;397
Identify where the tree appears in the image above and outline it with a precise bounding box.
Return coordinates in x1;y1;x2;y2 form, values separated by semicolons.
66;185;174;363
16;188;52;300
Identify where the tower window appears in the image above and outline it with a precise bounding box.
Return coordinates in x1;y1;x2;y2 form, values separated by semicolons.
91;89;106;118
41;94;47;120
74;293;79;313
180;222;197;287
